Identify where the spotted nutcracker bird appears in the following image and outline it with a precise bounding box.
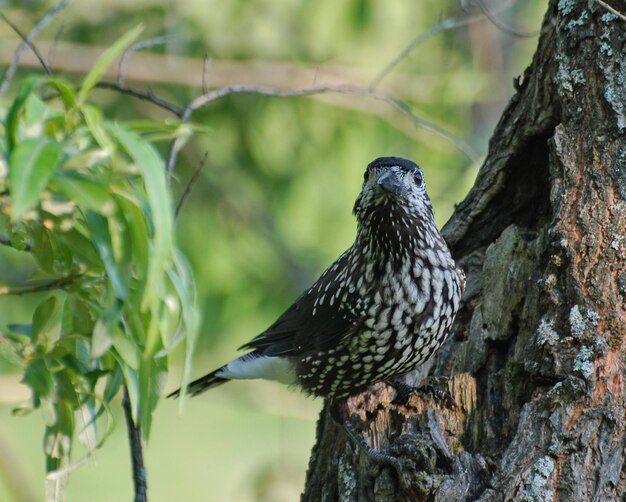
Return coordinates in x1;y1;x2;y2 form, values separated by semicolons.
169;156;464;405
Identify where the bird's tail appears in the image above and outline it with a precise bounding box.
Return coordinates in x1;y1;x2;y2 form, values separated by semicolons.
167;368;229;398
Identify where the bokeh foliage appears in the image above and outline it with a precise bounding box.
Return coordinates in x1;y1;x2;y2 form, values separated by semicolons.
0;26;198;500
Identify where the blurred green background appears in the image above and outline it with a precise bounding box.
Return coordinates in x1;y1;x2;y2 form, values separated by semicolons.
0;0;544;500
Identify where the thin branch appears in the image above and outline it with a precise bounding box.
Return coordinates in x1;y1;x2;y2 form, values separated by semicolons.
0;274;80;296
369;0;536;91
0;0;68;99
473;0;540;38
165;84;481;175
46;454;94;481
595;0;626;22
118;36;171;87
95;81;184;116
175;152;208;219
47;22;65;70
122;387;147;502
0;13;52;76
376;91;481;164
369;12;486;91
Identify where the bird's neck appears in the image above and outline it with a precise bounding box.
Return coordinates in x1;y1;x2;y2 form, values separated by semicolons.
354;203;440;268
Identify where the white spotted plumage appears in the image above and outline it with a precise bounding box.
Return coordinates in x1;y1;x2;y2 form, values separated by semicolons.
171;157;465;401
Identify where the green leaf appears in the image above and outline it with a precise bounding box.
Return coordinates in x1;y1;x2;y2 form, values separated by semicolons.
44;400;73;502
91;320;113;359
114;193;149;306
54;172;114;214
112;329;140;370
82;105;115;153
9;138;63;220
24;93;51;129
77;25;144;105
120;365;140;423
91;301;121;359
85;211;128;300
106;123;173;314
107;208;132;293
54;369;79;408
76;404;97;453
30;222;54;273
44;403;73;462
32;295;65;348
5;75;42;152
58;229;102;272
168;252;200;403
66;296;97;335
46;78;76;110
139;356;166;438
22;357;53;403
102;365;123;404
0;334;23;367
50;233;74;275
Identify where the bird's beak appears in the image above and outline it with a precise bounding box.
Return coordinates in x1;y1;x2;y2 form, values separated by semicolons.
377;171;403;196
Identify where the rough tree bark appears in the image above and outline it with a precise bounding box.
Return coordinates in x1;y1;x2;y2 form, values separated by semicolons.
302;1;626;500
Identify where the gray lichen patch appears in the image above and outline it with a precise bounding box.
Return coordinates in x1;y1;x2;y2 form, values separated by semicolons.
536;317;559;347
522;455;556;502
593;336;609;357
569;305;585;338
573;346;594;380
554;54;586;97
557;0;575;15
337;455;357;502
568;304;598;339
565;10;588;30
597;14;626;129
601;12;618;23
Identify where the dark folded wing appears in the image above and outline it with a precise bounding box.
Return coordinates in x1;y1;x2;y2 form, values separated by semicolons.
240;250;362;356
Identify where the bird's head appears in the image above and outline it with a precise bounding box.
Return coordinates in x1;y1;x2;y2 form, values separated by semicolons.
353;157;434;226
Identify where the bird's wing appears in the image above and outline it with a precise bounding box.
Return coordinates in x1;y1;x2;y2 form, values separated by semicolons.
240;250;363;357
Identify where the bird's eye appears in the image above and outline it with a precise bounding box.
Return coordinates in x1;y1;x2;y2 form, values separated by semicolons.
414;172;423;186
363;170;369;181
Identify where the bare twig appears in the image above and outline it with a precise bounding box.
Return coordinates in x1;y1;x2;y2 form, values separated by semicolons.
0;13;52;76
369;12;486;91
377;92;480;164
369;0;536;91
0;0;68;99
473;0;539;38
95;81;184;116
118;35;171;87
122;387;147;502
175;152;208;219
47;22;65;70
595;0;626;22
0;274;80;296
165;84;480;175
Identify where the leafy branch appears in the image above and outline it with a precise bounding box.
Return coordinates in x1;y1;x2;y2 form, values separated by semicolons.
0;274;81;296
0;19;199;502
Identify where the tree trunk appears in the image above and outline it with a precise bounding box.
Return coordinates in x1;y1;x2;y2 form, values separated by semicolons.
302;1;626;500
